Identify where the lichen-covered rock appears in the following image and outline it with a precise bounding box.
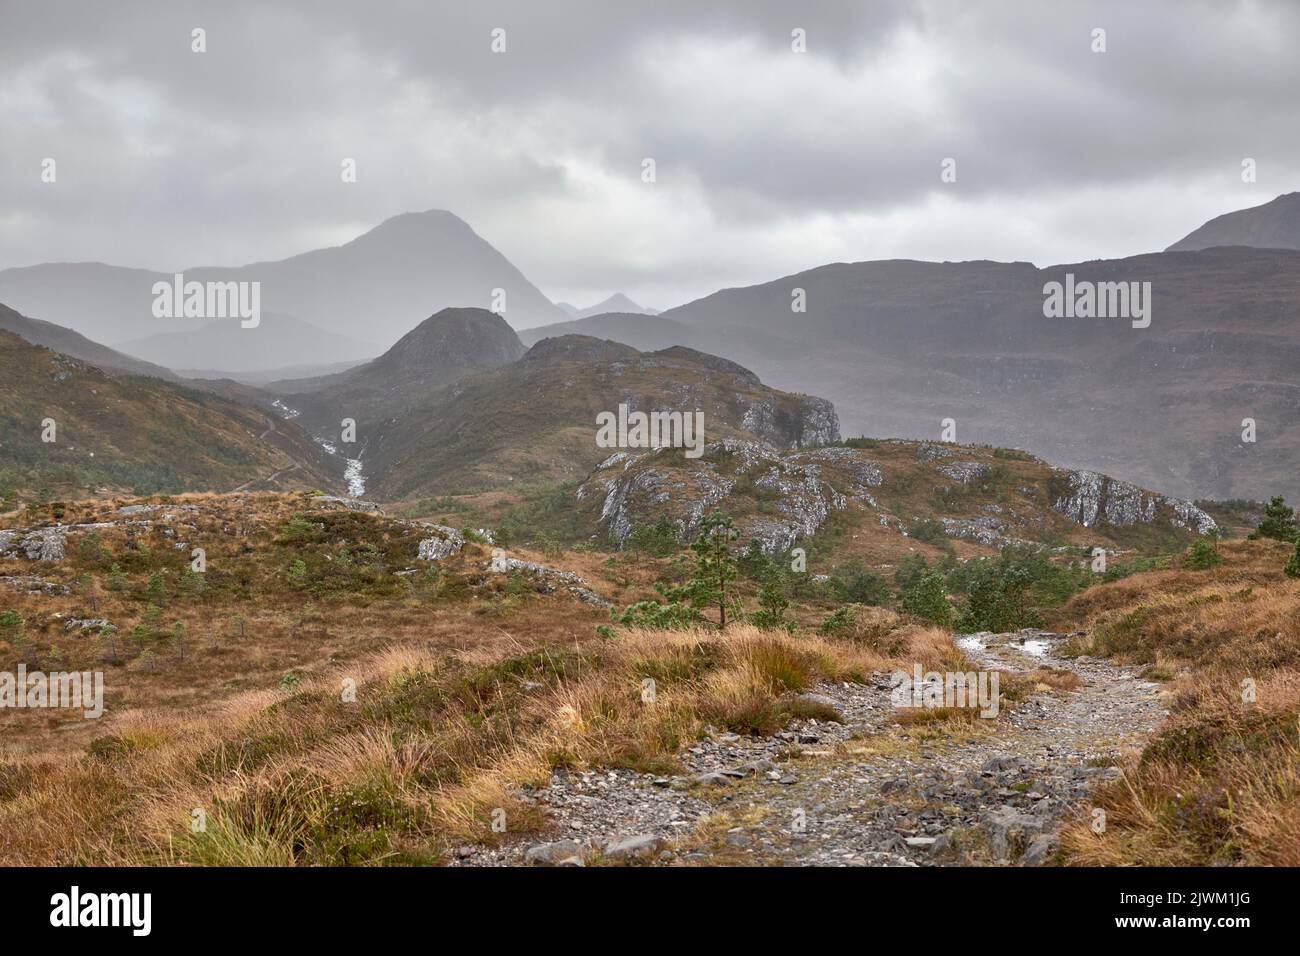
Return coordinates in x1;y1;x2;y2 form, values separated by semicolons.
793;447;883;500
487;550;607;605
937;461;991;485
417;526;466;560
1052;470;1154;527
1051;469;1216;534
1167;498;1218;535
583;448;734;545
579;438;852;554
64;618;111;632
20;528;66;562
742;459;845;553
916;443;958;463
0;575;70;595
740;395;840;449
797;397;841;448
315;496;383;513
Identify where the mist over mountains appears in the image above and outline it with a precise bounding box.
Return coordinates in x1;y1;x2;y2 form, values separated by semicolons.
519;197;1300;504
0;210;564;355
2;192;1298;504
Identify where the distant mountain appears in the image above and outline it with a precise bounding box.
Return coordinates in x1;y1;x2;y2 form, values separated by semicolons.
0;210;566;348
0;302;176;380
600;244;1300;503
1167;192;1300;252
274;306;527;441
118;312;375;375
357;334;839;500
519;312;696;351
0;330;339;498
555;293;656;319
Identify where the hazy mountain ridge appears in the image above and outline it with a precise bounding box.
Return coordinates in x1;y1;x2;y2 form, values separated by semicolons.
552;245;1300;503
118;312;376;375
0;302;177;380
0;210;565;355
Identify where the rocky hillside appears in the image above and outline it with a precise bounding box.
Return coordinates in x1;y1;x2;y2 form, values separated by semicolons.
572;437;1215;560
0;330;339;503
359;335;839;500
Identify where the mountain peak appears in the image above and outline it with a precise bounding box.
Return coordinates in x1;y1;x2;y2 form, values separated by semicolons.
373;307;525;376
1167;192;1300;252
568;293;658;319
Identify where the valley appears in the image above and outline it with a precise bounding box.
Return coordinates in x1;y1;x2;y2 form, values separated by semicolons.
1;193;1297;872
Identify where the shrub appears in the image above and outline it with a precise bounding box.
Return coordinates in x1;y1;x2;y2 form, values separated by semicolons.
276;513;321;544
627;517;680;557
902;569;953;626
957;564;1038;632
1285;540;1300;579
1183;537;1222;570
818;606;856;634
180;568;207;599
1250;496;1298;543
749;579;793;631
0;610;23;641
614;599;700;629
145;572;168;606
286;559;310;590
827;558;890;605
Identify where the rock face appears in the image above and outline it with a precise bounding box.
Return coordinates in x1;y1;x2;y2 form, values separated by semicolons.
417;526;466;561
19;529;66;562
315;496;383;514
740;394;840;449
487;549;608;606
938;461;991;485
1051;469;1216;534
579;438;862;554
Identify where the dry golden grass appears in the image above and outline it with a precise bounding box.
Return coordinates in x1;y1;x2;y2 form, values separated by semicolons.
0;612;954;866
1054;539;1300;866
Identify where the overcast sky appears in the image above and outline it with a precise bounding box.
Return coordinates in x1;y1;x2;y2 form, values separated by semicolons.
3;0;1299;311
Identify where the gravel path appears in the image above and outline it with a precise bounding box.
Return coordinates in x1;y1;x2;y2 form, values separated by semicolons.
454;629;1166;867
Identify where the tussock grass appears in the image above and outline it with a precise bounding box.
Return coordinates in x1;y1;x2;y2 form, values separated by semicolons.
1054;539;1300;866
0;622;948;866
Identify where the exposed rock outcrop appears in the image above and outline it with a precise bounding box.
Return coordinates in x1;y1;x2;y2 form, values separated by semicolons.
579;438;854;554
487;549;608;606
417;526;466;561
1050;469;1216;534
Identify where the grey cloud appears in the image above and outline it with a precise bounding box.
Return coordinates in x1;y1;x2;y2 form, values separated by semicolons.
2;0;1297;310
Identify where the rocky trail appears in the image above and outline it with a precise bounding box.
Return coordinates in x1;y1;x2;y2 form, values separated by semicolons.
456;629;1166;867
